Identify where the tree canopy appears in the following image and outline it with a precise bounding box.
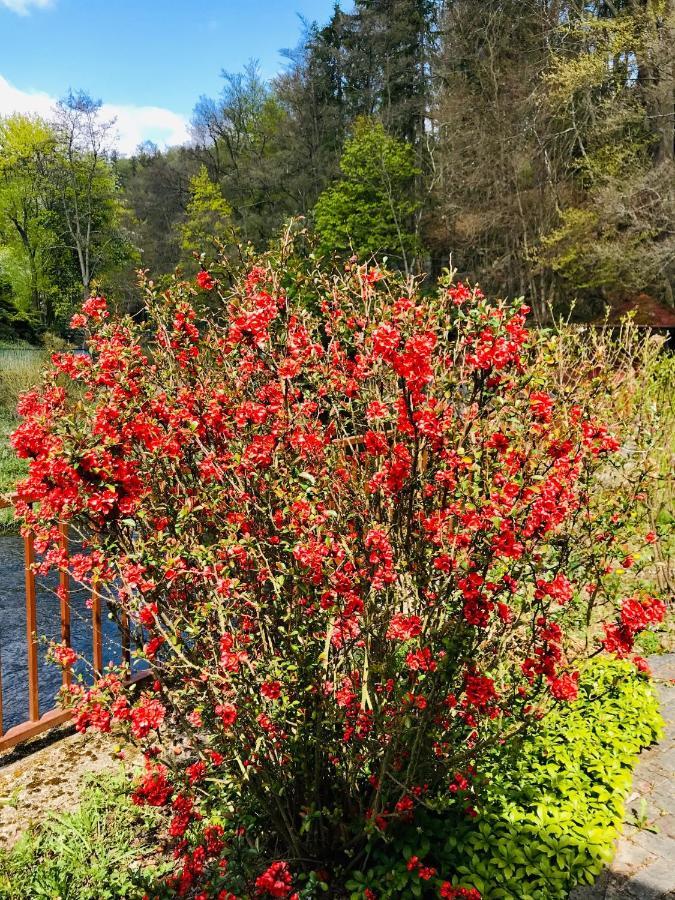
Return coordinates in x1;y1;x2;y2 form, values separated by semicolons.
1;0;673;340
314;118;420;270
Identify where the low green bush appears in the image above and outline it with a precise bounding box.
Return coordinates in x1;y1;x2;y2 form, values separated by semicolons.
348;658;663;899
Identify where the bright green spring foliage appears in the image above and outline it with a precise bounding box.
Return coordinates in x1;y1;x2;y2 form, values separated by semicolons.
181;164;236;268
314;117;421;272
348;658;663;899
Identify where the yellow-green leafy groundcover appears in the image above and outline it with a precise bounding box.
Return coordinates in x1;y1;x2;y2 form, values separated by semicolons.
0;658;663;900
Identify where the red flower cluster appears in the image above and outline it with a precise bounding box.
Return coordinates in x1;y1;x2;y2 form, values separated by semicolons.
386;613;422;641
48;641;78;669
548;671;579;702
196;270;216;291
603;595;667;658
441;885;482;900
132;764;173;807
254;861;296;898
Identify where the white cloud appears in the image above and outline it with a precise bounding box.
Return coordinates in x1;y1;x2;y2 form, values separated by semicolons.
101;102;191;155
0;73;54;118
0;0;53;14
0;74;191;155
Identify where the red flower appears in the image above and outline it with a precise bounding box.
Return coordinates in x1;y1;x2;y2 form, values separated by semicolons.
464;673;498;710
548;671;579;702
386;613;422;641
49;641;78;669
440;885;481;900
371;323;401;360
602;623;634;657
215;702;238;728
406;647;436;672
255;861;294;897
132;764;173;806
81;295;108;321
69;313;88;329
535;573;573;605
364;430;389;456
130;695;166;739
186;761;207;784
632;655;651;675
261;680;282;700
196;270;215;291
529;391;554;422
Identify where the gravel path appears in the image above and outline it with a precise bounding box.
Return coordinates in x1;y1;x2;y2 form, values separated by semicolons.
0;726;138;849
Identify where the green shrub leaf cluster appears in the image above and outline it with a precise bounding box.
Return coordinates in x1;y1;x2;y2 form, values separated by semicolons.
348;659;663;899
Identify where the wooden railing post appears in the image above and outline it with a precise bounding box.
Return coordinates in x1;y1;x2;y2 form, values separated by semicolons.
0;506;151;752
121;611;131;669
0;650;4;739
24;530;39;722
58;523;71;687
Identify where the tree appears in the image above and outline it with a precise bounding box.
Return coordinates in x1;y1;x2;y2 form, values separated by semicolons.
180;165;236;266
47;91;131;299
536;0;675;307
349;0;438;144
314;118;421;271
191;62;298;247
428;0;675;315
0;115;60;325
117;142;195;277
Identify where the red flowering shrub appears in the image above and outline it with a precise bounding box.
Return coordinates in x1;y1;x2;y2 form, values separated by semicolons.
13;247;666;897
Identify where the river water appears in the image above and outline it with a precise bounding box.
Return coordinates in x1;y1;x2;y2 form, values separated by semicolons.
0;534;127;733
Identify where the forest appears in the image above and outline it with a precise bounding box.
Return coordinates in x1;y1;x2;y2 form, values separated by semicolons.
0;0;673;340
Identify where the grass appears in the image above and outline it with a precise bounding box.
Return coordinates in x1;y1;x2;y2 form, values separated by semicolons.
0;774;170;900
0;348;44;531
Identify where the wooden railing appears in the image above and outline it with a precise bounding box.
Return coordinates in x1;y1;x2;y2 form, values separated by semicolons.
0;497;135;751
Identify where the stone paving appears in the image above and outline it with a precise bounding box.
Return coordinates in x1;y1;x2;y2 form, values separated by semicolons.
571;654;675;900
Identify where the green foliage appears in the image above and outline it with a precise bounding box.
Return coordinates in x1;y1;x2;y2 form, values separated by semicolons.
0;105;135;336
347;659;663;898
180;165;236;267
314;118;421;270
0;776;168;900
191;62;308;249
535;206;653;299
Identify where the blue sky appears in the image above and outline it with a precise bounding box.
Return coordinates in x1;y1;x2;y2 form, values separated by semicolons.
0;0;343;152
